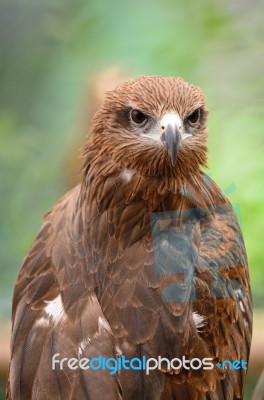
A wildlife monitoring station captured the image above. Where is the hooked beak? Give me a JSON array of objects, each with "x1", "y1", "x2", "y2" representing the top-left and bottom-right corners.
[{"x1": 161, "y1": 124, "x2": 181, "y2": 166}]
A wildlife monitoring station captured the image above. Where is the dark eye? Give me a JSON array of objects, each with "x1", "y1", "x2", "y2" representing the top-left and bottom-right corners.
[
  {"x1": 187, "y1": 108, "x2": 201, "y2": 124},
  {"x1": 130, "y1": 109, "x2": 148, "y2": 125}
]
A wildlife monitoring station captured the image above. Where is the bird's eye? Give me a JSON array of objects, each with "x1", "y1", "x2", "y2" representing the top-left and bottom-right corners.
[
  {"x1": 187, "y1": 108, "x2": 201, "y2": 124},
  {"x1": 130, "y1": 109, "x2": 148, "y2": 125}
]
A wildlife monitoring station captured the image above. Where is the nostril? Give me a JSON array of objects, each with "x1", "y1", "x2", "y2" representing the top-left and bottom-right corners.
[{"x1": 161, "y1": 126, "x2": 165, "y2": 130}]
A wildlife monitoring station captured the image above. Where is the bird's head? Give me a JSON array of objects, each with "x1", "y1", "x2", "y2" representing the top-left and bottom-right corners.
[{"x1": 89, "y1": 76, "x2": 208, "y2": 177}]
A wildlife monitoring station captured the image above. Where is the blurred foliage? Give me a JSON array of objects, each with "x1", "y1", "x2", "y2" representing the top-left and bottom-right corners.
[
  {"x1": 0, "y1": 0, "x2": 263, "y2": 316},
  {"x1": 0, "y1": 382, "x2": 4, "y2": 400}
]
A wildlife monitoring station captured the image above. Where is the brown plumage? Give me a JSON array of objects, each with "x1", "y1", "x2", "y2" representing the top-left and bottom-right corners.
[{"x1": 7, "y1": 76, "x2": 252, "y2": 399}]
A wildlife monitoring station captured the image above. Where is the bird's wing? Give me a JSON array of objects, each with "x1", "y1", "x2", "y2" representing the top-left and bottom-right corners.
[
  {"x1": 194, "y1": 199, "x2": 252, "y2": 399},
  {"x1": 90, "y1": 171, "x2": 252, "y2": 399},
  {"x1": 8, "y1": 185, "x2": 123, "y2": 400}
]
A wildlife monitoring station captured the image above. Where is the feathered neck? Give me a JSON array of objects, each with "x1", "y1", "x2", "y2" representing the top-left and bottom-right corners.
[
  {"x1": 80, "y1": 140, "x2": 226, "y2": 213},
  {"x1": 82, "y1": 135, "x2": 207, "y2": 179}
]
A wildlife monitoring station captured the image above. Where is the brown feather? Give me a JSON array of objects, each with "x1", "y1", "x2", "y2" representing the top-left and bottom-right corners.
[{"x1": 8, "y1": 76, "x2": 252, "y2": 399}]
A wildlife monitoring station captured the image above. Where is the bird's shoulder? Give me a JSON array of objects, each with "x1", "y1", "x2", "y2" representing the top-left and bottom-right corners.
[{"x1": 12, "y1": 185, "x2": 83, "y2": 315}]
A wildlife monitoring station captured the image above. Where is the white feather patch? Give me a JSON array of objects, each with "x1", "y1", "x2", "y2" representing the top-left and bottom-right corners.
[
  {"x1": 78, "y1": 338, "x2": 91, "y2": 357},
  {"x1": 44, "y1": 294, "x2": 65, "y2": 325},
  {"x1": 193, "y1": 312, "x2": 206, "y2": 332},
  {"x1": 239, "y1": 300, "x2": 245, "y2": 313},
  {"x1": 115, "y1": 345, "x2": 123, "y2": 357},
  {"x1": 234, "y1": 288, "x2": 243, "y2": 298},
  {"x1": 98, "y1": 316, "x2": 112, "y2": 334},
  {"x1": 120, "y1": 169, "x2": 134, "y2": 183},
  {"x1": 34, "y1": 316, "x2": 50, "y2": 328}
]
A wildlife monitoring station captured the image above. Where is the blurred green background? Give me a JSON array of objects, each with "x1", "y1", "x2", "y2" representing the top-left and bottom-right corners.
[{"x1": 0, "y1": 0, "x2": 263, "y2": 398}]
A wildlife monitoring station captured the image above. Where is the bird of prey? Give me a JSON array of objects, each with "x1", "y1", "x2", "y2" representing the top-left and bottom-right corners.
[{"x1": 7, "y1": 76, "x2": 252, "y2": 400}]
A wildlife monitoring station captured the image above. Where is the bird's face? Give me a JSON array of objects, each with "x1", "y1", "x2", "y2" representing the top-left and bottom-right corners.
[
  {"x1": 91, "y1": 76, "x2": 208, "y2": 176},
  {"x1": 127, "y1": 106, "x2": 203, "y2": 167}
]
